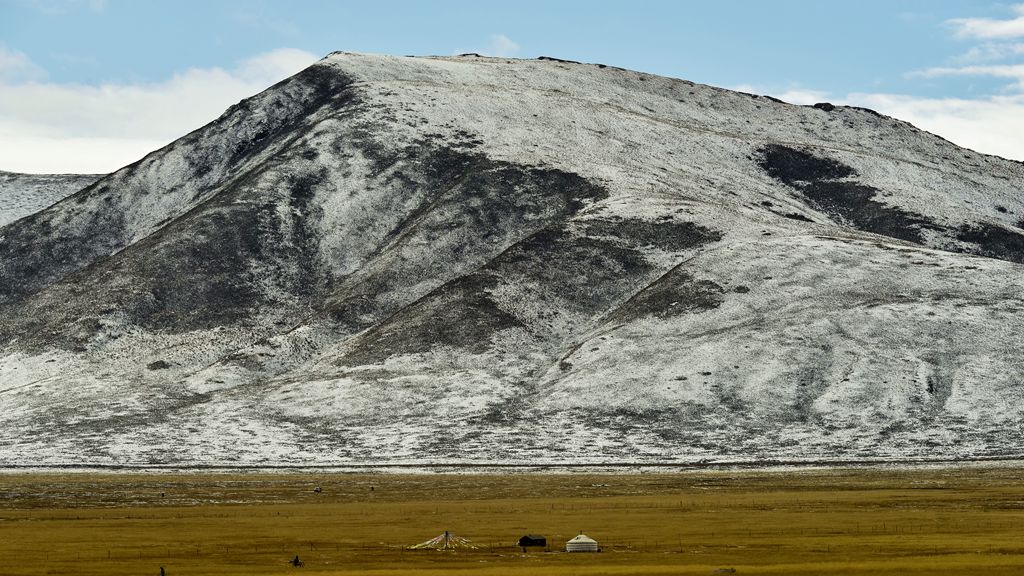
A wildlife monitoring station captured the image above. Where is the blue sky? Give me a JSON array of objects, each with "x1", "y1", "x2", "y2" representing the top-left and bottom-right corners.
[{"x1": 2, "y1": 0, "x2": 1024, "y2": 172}]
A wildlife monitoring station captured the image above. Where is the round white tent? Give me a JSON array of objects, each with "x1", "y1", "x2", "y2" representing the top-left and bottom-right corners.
[{"x1": 565, "y1": 533, "x2": 599, "y2": 552}]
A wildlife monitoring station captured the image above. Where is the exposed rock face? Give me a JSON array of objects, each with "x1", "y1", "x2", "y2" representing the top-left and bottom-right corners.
[{"x1": 1, "y1": 52, "x2": 1022, "y2": 467}]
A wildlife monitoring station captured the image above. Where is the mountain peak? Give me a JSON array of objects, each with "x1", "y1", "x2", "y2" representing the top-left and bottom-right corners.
[{"x1": 0, "y1": 53, "x2": 1022, "y2": 467}]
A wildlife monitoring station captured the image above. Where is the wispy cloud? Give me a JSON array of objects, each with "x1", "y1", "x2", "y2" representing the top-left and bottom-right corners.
[
  {"x1": 20, "y1": 0, "x2": 106, "y2": 15},
  {"x1": 949, "y1": 4, "x2": 1024, "y2": 39},
  {"x1": 952, "y1": 42, "x2": 1024, "y2": 64},
  {"x1": 231, "y1": 4, "x2": 300, "y2": 37},
  {"x1": 0, "y1": 47, "x2": 319, "y2": 173},
  {"x1": 913, "y1": 64, "x2": 1024, "y2": 90},
  {"x1": 907, "y1": 5, "x2": 1024, "y2": 95}
]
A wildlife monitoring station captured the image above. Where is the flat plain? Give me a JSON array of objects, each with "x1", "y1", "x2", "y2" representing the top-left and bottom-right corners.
[{"x1": 3, "y1": 467, "x2": 1024, "y2": 575}]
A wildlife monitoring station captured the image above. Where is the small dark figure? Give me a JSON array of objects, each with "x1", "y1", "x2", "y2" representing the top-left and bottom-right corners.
[
  {"x1": 160, "y1": 568, "x2": 165, "y2": 576},
  {"x1": 290, "y1": 555, "x2": 303, "y2": 567},
  {"x1": 313, "y1": 486, "x2": 321, "y2": 493}
]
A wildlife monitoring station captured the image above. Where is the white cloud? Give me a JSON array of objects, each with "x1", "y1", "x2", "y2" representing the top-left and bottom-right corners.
[
  {"x1": 770, "y1": 89, "x2": 830, "y2": 106},
  {"x1": 0, "y1": 47, "x2": 319, "y2": 174},
  {"x1": 730, "y1": 84, "x2": 829, "y2": 105},
  {"x1": 950, "y1": 4, "x2": 1024, "y2": 39},
  {"x1": 456, "y1": 34, "x2": 521, "y2": 58},
  {"x1": 0, "y1": 45, "x2": 47, "y2": 83},
  {"x1": 235, "y1": 47, "x2": 316, "y2": 80},
  {"x1": 487, "y1": 34, "x2": 520, "y2": 58}
]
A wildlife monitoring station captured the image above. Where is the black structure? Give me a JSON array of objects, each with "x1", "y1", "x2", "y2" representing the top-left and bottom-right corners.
[{"x1": 518, "y1": 535, "x2": 546, "y2": 548}]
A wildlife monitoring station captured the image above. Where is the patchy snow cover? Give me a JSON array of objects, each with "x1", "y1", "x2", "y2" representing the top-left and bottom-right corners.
[{"x1": 0, "y1": 52, "x2": 1023, "y2": 467}]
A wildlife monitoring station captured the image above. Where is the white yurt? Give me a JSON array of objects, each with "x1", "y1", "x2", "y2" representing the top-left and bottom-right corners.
[{"x1": 565, "y1": 533, "x2": 599, "y2": 552}]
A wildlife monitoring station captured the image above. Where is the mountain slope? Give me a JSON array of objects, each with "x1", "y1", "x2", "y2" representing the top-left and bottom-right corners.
[{"x1": 1, "y1": 52, "x2": 1022, "y2": 466}]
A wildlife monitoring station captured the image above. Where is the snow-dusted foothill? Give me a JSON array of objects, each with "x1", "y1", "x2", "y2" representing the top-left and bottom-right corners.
[
  {"x1": 0, "y1": 52, "x2": 1023, "y2": 467},
  {"x1": 0, "y1": 171, "x2": 100, "y2": 228}
]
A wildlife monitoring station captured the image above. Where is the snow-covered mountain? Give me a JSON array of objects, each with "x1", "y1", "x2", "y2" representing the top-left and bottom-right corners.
[
  {"x1": 0, "y1": 171, "x2": 100, "y2": 228},
  {"x1": 1, "y1": 52, "x2": 1023, "y2": 467}
]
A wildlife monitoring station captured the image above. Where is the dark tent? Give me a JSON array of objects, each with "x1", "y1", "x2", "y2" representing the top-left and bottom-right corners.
[{"x1": 518, "y1": 535, "x2": 546, "y2": 548}]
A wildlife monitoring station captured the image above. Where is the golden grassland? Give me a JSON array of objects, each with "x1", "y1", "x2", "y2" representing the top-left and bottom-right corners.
[{"x1": 3, "y1": 467, "x2": 1024, "y2": 575}]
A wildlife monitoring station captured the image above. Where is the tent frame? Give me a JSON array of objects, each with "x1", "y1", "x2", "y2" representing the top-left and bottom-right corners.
[{"x1": 407, "y1": 530, "x2": 477, "y2": 550}]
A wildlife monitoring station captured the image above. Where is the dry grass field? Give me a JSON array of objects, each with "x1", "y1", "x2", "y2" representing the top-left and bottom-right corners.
[{"x1": 3, "y1": 467, "x2": 1024, "y2": 575}]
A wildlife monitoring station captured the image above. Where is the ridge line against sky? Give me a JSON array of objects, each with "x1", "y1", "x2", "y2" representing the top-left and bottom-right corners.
[{"x1": 1, "y1": 0, "x2": 1023, "y2": 173}]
